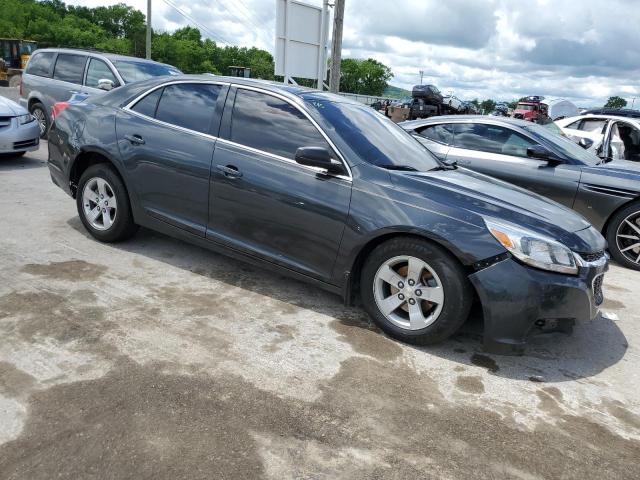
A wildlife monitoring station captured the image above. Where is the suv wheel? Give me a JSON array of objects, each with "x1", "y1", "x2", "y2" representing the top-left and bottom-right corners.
[
  {"x1": 360, "y1": 238, "x2": 472, "y2": 345},
  {"x1": 30, "y1": 102, "x2": 49, "y2": 139},
  {"x1": 77, "y1": 164, "x2": 138, "y2": 243},
  {"x1": 606, "y1": 202, "x2": 640, "y2": 271}
]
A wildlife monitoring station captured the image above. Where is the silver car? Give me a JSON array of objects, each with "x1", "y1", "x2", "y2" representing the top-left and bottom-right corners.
[
  {"x1": 0, "y1": 96, "x2": 39, "y2": 156},
  {"x1": 19, "y1": 48, "x2": 181, "y2": 138}
]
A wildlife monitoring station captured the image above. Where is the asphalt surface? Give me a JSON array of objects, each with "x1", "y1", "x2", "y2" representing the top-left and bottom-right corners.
[{"x1": 0, "y1": 144, "x2": 639, "y2": 479}]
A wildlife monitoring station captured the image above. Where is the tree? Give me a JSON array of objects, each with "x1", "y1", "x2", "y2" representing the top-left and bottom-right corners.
[
  {"x1": 339, "y1": 58, "x2": 393, "y2": 96},
  {"x1": 605, "y1": 96, "x2": 627, "y2": 109},
  {"x1": 480, "y1": 99, "x2": 496, "y2": 113}
]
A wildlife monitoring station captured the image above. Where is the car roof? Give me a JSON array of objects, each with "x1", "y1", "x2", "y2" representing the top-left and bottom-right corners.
[
  {"x1": 32, "y1": 48, "x2": 177, "y2": 67},
  {"x1": 91, "y1": 74, "x2": 362, "y2": 109},
  {"x1": 399, "y1": 115, "x2": 534, "y2": 129},
  {"x1": 560, "y1": 114, "x2": 640, "y2": 124}
]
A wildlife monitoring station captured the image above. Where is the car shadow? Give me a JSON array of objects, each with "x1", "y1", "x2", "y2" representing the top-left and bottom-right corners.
[
  {"x1": 66, "y1": 217, "x2": 629, "y2": 383},
  {"x1": 0, "y1": 152, "x2": 46, "y2": 171}
]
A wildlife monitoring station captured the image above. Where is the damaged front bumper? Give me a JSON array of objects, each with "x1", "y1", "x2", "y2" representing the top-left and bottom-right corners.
[{"x1": 469, "y1": 254, "x2": 608, "y2": 355}]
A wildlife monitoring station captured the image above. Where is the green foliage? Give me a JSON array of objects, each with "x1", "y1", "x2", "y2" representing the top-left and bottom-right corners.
[
  {"x1": 384, "y1": 84, "x2": 411, "y2": 99},
  {"x1": 339, "y1": 58, "x2": 393, "y2": 96},
  {"x1": 605, "y1": 96, "x2": 627, "y2": 109},
  {"x1": 480, "y1": 99, "x2": 496, "y2": 113}
]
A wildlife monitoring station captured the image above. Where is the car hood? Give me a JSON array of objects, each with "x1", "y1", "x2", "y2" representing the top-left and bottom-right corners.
[
  {"x1": 0, "y1": 96, "x2": 26, "y2": 116},
  {"x1": 391, "y1": 167, "x2": 603, "y2": 252}
]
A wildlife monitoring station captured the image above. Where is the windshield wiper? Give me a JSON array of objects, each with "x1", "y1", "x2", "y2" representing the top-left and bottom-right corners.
[{"x1": 379, "y1": 165, "x2": 419, "y2": 171}]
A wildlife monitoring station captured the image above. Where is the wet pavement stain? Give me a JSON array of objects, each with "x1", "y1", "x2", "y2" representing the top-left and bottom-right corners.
[
  {"x1": 329, "y1": 315, "x2": 403, "y2": 361},
  {"x1": 21, "y1": 260, "x2": 106, "y2": 282},
  {"x1": 455, "y1": 375, "x2": 485, "y2": 395},
  {"x1": 0, "y1": 362, "x2": 36, "y2": 398},
  {"x1": 1, "y1": 357, "x2": 639, "y2": 479},
  {"x1": 470, "y1": 353, "x2": 500, "y2": 373},
  {"x1": 604, "y1": 399, "x2": 640, "y2": 431},
  {"x1": 263, "y1": 324, "x2": 297, "y2": 353}
]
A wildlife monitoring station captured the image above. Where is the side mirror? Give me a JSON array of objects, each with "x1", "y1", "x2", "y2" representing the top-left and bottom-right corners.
[
  {"x1": 526, "y1": 145, "x2": 552, "y2": 160},
  {"x1": 295, "y1": 147, "x2": 345, "y2": 175},
  {"x1": 578, "y1": 137, "x2": 593, "y2": 149},
  {"x1": 97, "y1": 78, "x2": 114, "y2": 91}
]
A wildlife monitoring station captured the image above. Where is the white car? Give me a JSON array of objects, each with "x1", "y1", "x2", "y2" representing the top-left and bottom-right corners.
[
  {"x1": 556, "y1": 115, "x2": 640, "y2": 162},
  {"x1": 442, "y1": 95, "x2": 463, "y2": 112}
]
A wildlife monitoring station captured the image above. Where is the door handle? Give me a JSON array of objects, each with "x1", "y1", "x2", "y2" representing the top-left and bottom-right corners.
[
  {"x1": 124, "y1": 134, "x2": 145, "y2": 145},
  {"x1": 216, "y1": 164, "x2": 242, "y2": 178}
]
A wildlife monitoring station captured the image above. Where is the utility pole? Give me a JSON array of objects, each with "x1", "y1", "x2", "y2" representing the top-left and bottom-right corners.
[
  {"x1": 329, "y1": 0, "x2": 345, "y2": 93},
  {"x1": 146, "y1": 0, "x2": 152, "y2": 60},
  {"x1": 419, "y1": 70, "x2": 424, "y2": 85}
]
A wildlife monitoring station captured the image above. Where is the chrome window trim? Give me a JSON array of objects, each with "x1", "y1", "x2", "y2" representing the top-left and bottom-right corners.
[
  {"x1": 121, "y1": 80, "x2": 352, "y2": 181},
  {"x1": 230, "y1": 84, "x2": 352, "y2": 180}
]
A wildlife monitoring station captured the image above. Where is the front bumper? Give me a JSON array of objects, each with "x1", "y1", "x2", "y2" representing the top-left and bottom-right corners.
[
  {"x1": 469, "y1": 255, "x2": 608, "y2": 355},
  {"x1": 0, "y1": 117, "x2": 40, "y2": 154}
]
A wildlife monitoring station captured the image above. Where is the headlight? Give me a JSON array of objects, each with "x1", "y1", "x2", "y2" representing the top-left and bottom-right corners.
[
  {"x1": 18, "y1": 114, "x2": 35, "y2": 125},
  {"x1": 485, "y1": 218, "x2": 580, "y2": 275}
]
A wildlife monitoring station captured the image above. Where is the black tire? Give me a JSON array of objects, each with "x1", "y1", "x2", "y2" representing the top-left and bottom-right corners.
[
  {"x1": 76, "y1": 163, "x2": 138, "y2": 243},
  {"x1": 360, "y1": 237, "x2": 472, "y2": 346},
  {"x1": 29, "y1": 102, "x2": 49, "y2": 139},
  {"x1": 606, "y1": 201, "x2": 640, "y2": 271}
]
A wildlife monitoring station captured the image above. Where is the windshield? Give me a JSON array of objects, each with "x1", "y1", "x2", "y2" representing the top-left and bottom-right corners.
[
  {"x1": 113, "y1": 60, "x2": 182, "y2": 83},
  {"x1": 305, "y1": 98, "x2": 441, "y2": 171},
  {"x1": 523, "y1": 123, "x2": 601, "y2": 165},
  {"x1": 517, "y1": 104, "x2": 536, "y2": 111}
]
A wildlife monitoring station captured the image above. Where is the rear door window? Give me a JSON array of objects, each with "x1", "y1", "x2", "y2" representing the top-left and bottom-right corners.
[
  {"x1": 154, "y1": 83, "x2": 222, "y2": 134},
  {"x1": 53, "y1": 54, "x2": 88, "y2": 84},
  {"x1": 131, "y1": 88, "x2": 163, "y2": 118},
  {"x1": 229, "y1": 89, "x2": 332, "y2": 160},
  {"x1": 25, "y1": 52, "x2": 56, "y2": 77},
  {"x1": 85, "y1": 58, "x2": 119, "y2": 88}
]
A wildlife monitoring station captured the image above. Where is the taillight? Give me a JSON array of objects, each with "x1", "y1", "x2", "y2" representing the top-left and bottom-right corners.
[{"x1": 51, "y1": 101, "x2": 70, "y2": 121}]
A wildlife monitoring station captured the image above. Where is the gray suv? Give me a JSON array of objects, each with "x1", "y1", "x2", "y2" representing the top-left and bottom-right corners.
[{"x1": 20, "y1": 48, "x2": 181, "y2": 137}]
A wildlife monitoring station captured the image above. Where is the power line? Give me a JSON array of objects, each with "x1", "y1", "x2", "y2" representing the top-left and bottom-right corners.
[
  {"x1": 216, "y1": 0, "x2": 272, "y2": 47},
  {"x1": 159, "y1": 0, "x2": 234, "y2": 46}
]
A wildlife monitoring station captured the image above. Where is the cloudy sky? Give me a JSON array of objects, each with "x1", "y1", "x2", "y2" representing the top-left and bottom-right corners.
[{"x1": 68, "y1": 0, "x2": 640, "y2": 107}]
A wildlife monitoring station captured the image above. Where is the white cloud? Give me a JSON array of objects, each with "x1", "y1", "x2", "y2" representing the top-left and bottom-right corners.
[{"x1": 65, "y1": 0, "x2": 640, "y2": 107}]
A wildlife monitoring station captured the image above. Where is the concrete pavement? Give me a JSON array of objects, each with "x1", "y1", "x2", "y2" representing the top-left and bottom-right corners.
[{"x1": 0, "y1": 143, "x2": 639, "y2": 479}]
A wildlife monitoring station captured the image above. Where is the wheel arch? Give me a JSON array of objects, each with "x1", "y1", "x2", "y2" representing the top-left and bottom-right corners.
[
  {"x1": 601, "y1": 196, "x2": 640, "y2": 237},
  {"x1": 69, "y1": 149, "x2": 129, "y2": 200},
  {"x1": 343, "y1": 229, "x2": 471, "y2": 306}
]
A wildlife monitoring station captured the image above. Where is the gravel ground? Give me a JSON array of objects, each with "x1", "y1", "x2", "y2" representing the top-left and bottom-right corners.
[{"x1": 0, "y1": 144, "x2": 639, "y2": 479}]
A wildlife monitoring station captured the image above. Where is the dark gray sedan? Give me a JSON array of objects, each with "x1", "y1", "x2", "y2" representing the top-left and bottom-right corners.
[
  {"x1": 401, "y1": 116, "x2": 640, "y2": 270},
  {"x1": 47, "y1": 77, "x2": 608, "y2": 354}
]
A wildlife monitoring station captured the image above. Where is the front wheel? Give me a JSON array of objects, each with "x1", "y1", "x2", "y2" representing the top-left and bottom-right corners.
[
  {"x1": 360, "y1": 238, "x2": 472, "y2": 346},
  {"x1": 606, "y1": 202, "x2": 640, "y2": 271},
  {"x1": 76, "y1": 164, "x2": 138, "y2": 243}
]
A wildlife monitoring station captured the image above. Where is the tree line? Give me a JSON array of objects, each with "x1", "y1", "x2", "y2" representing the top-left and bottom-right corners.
[{"x1": 1, "y1": 0, "x2": 393, "y2": 96}]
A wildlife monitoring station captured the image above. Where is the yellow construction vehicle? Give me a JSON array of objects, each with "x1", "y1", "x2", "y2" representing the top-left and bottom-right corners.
[{"x1": 0, "y1": 38, "x2": 37, "y2": 87}]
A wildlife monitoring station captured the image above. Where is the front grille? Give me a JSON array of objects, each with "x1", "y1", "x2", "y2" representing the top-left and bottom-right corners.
[
  {"x1": 592, "y1": 274, "x2": 604, "y2": 306},
  {"x1": 514, "y1": 113, "x2": 524, "y2": 119},
  {"x1": 13, "y1": 139, "x2": 38, "y2": 149},
  {"x1": 579, "y1": 250, "x2": 605, "y2": 263}
]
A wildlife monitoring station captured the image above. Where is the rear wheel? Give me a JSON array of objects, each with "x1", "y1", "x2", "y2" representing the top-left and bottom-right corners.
[
  {"x1": 360, "y1": 238, "x2": 472, "y2": 345},
  {"x1": 606, "y1": 202, "x2": 640, "y2": 271},
  {"x1": 77, "y1": 164, "x2": 138, "y2": 243},
  {"x1": 29, "y1": 102, "x2": 49, "y2": 139}
]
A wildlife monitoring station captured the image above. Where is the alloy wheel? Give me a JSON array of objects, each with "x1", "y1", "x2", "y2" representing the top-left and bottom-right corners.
[
  {"x1": 82, "y1": 177, "x2": 118, "y2": 231},
  {"x1": 33, "y1": 108, "x2": 47, "y2": 136},
  {"x1": 373, "y1": 255, "x2": 445, "y2": 330},
  {"x1": 616, "y1": 212, "x2": 640, "y2": 265}
]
